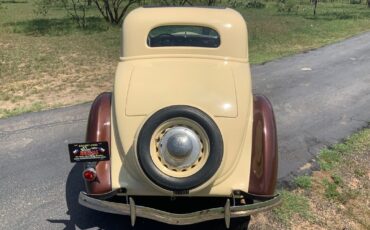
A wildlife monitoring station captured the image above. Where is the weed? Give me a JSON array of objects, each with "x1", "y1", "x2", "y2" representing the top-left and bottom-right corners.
[
  {"x1": 332, "y1": 143, "x2": 350, "y2": 153},
  {"x1": 318, "y1": 148, "x2": 341, "y2": 170},
  {"x1": 331, "y1": 174, "x2": 343, "y2": 186},
  {"x1": 294, "y1": 175, "x2": 312, "y2": 189},
  {"x1": 273, "y1": 191, "x2": 311, "y2": 224},
  {"x1": 322, "y1": 178, "x2": 340, "y2": 200}
]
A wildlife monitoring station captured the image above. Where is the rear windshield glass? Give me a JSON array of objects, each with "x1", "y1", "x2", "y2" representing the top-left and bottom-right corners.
[{"x1": 147, "y1": 25, "x2": 220, "y2": 48}]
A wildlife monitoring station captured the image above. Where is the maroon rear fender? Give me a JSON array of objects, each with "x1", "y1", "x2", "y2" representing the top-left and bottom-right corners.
[
  {"x1": 248, "y1": 95, "x2": 278, "y2": 196},
  {"x1": 85, "y1": 92, "x2": 112, "y2": 194}
]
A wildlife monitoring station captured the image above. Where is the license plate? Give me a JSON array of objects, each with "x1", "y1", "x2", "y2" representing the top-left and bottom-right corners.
[{"x1": 68, "y1": 142, "x2": 110, "y2": 163}]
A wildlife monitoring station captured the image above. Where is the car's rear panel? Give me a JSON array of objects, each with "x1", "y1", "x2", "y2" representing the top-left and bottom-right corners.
[{"x1": 110, "y1": 58, "x2": 253, "y2": 196}]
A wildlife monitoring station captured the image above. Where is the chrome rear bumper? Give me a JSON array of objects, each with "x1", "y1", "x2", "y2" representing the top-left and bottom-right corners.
[{"x1": 79, "y1": 191, "x2": 281, "y2": 228}]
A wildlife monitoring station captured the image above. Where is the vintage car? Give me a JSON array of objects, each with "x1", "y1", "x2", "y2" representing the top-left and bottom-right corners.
[{"x1": 68, "y1": 6, "x2": 281, "y2": 229}]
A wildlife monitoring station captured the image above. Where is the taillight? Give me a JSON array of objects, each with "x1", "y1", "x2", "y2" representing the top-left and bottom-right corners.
[{"x1": 83, "y1": 168, "x2": 97, "y2": 182}]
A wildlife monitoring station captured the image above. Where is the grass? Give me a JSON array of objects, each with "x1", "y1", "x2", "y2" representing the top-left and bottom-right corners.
[
  {"x1": 318, "y1": 128, "x2": 370, "y2": 170},
  {"x1": 242, "y1": 2, "x2": 370, "y2": 63},
  {"x1": 0, "y1": 1, "x2": 119, "y2": 118},
  {"x1": 1, "y1": 1, "x2": 370, "y2": 118},
  {"x1": 272, "y1": 190, "x2": 311, "y2": 224},
  {"x1": 0, "y1": 102, "x2": 44, "y2": 118},
  {"x1": 322, "y1": 178, "x2": 340, "y2": 200},
  {"x1": 293, "y1": 175, "x2": 312, "y2": 189},
  {"x1": 249, "y1": 128, "x2": 370, "y2": 229}
]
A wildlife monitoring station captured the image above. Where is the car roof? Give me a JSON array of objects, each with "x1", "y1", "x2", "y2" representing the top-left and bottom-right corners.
[{"x1": 122, "y1": 7, "x2": 248, "y2": 61}]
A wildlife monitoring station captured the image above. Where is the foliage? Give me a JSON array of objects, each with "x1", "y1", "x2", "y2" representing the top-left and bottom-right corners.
[
  {"x1": 227, "y1": 0, "x2": 265, "y2": 9},
  {"x1": 62, "y1": 0, "x2": 90, "y2": 28},
  {"x1": 331, "y1": 174, "x2": 343, "y2": 186},
  {"x1": 34, "y1": 0, "x2": 90, "y2": 28},
  {"x1": 34, "y1": 0, "x2": 51, "y2": 16},
  {"x1": 312, "y1": 0, "x2": 318, "y2": 15},
  {"x1": 92, "y1": 0, "x2": 141, "y2": 24},
  {"x1": 277, "y1": 0, "x2": 298, "y2": 13},
  {"x1": 318, "y1": 129, "x2": 370, "y2": 171},
  {"x1": 273, "y1": 191, "x2": 311, "y2": 223},
  {"x1": 294, "y1": 175, "x2": 312, "y2": 189},
  {"x1": 147, "y1": 0, "x2": 217, "y2": 6},
  {"x1": 349, "y1": 0, "x2": 361, "y2": 4},
  {"x1": 318, "y1": 148, "x2": 341, "y2": 170},
  {"x1": 322, "y1": 178, "x2": 340, "y2": 200}
]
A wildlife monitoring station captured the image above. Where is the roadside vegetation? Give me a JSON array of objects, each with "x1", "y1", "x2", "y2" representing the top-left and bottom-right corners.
[
  {"x1": 249, "y1": 128, "x2": 370, "y2": 229},
  {"x1": 1, "y1": 0, "x2": 370, "y2": 117}
]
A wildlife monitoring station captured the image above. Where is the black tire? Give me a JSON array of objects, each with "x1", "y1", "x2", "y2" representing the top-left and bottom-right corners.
[{"x1": 137, "y1": 105, "x2": 223, "y2": 191}]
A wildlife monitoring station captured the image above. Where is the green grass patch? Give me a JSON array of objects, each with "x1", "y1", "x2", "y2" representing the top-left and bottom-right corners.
[
  {"x1": 0, "y1": 102, "x2": 44, "y2": 118},
  {"x1": 322, "y1": 177, "x2": 359, "y2": 204},
  {"x1": 331, "y1": 174, "x2": 343, "y2": 186},
  {"x1": 240, "y1": 2, "x2": 370, "y2": 63},
  {"x1": 318, "y1": 148, "x2": 341, "y2": 170},
  {"x1": 322, "y1": 178, "x2": 340, "y2": 200},
  {"x1": 318, "y1": 129, "x2": 370, "y2": 170},
  {"x1": 273, "y1": 190, "x2": 311, "y2": 224},
  {"x1": 294, "y1": 175, "x2": 312, "y2": 189}
]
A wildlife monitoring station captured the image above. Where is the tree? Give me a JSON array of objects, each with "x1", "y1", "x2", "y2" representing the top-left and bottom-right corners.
[
  {"x1": 93, "y1": 0, "x2": 141, "y2": 24},
  {"x1": 313, "y1": 0, "x2": 318, "y2": 15},
  {"x1": 34, "y1": 0, "x2": 89, "y2": 28},
  {"x1": 151, "y1": 0, "x2": 217, "y2": 7},
  {"x1": 61, "y1": 0, "x2": 89, "y2": 28},
  {"x1": 207, "y1": 0, "x2": 216, "y2": 5}
]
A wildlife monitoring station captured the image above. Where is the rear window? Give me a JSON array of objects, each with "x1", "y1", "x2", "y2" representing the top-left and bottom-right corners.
[{"x1": 147, "y1": 25, "x2": 220, "y2": 48}]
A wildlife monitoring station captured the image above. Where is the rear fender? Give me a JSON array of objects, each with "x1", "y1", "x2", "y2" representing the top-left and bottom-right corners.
[
  {"x1": 248, "y1": 95, "x2": 278, "y2": 196},
  {"x1": 85, "y1": 92, "x2": 112, "y2": 194}
]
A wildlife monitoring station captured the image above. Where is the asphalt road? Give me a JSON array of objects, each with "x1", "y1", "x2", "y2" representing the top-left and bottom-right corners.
[{"x1": 1, "y1": 32, "x2": 369, "y2": 229}]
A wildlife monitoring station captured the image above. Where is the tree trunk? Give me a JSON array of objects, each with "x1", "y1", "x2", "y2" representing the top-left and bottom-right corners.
[{"x1": 368, "y1": 0, "x2": 370, "y2": 8}]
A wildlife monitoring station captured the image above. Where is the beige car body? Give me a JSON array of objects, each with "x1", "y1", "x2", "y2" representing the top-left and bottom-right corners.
[
  {"x1": 76, "y1": 7, "x2": 280, "y2": 228},
  {"x1": 111, "y1": 7, "x2": 252, "y2": 196}
]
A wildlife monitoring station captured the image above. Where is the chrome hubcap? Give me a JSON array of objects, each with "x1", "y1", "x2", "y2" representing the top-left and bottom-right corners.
[
  {"x1": 159, "y1": 127, "x2": 201, "y2": 170},
  {"x1": 167, "y1": 134, "x2": 193, "y2": 158}
]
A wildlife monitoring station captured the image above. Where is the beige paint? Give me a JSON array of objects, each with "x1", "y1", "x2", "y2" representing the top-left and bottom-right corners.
[
  {"x1": 111, "y1": 7, "x2": 253, "y2": 196},
  {"x1": 122, "y1": 7, "x2": 248, "y2": 61},
  {"x1": 125, "y1": 59, "x2": 238, "y2": 117}
]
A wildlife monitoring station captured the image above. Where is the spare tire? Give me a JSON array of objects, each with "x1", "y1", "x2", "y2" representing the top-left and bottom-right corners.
[{"x1": 137, "y1": 105, "x2": 223, "y2": 191}]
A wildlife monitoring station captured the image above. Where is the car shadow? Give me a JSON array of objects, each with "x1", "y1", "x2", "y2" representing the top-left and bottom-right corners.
[{"x1": 49, "y1": 163, "x2": 222, "y2": 230}]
